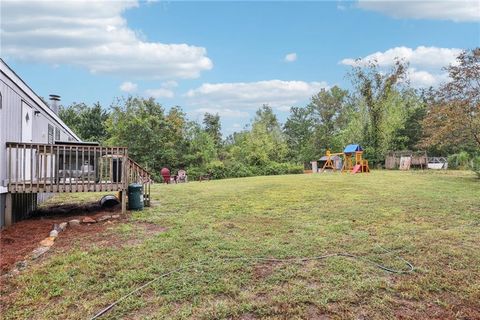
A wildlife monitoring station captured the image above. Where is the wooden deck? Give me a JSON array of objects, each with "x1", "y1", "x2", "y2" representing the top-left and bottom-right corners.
[
  {"x1": 7, "y1": 181, "x2": 126, "y2": 193},
  {"x1": 5, "y1": 142, "x2": 152, "y2": 224}
]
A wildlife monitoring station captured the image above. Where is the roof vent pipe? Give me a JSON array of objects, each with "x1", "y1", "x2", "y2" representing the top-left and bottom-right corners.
[{"x1": 49, "y1": 94, "x2": 60, "y2": 114}]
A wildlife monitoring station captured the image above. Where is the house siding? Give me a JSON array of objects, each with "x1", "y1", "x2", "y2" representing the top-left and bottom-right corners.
[
  {"x1": 0, "y1": 195, "x2": 4, "y2": 227},
  {"x1": 1, "y1": 60, "x2": 80, "y2": 228}
]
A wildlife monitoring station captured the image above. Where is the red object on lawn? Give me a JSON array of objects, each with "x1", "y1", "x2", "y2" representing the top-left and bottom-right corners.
[{"x1": 161, "y1": 167, "x2": 171, "y2": 184}]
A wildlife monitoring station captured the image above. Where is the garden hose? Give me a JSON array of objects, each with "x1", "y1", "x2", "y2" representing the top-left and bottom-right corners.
[{"x1": 90, "y1": 251, "x2": 414, "y2": 319}]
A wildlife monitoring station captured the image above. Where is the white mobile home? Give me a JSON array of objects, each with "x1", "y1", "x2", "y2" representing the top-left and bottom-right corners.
[
  {"x1": 1, "y1": 59, "x2": 151, "y2": 228},
  {"x1": 1, "y1": 59, "x2": 82, "y2": 227}
]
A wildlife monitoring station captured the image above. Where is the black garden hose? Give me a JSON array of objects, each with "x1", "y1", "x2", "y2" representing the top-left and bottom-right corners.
[{"x1": 90, "y1": 251, "x2": 414, "y2": 319}]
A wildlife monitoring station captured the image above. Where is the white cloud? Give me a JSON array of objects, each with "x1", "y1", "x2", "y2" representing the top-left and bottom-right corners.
[
  {"x1": 161, "y1": 80, "x2": 178, "y2": 89},
  {"x1": 143, "y1": 80, "x2": 179, "y2": 98},
  {"x1": 341, "y1": 46, "x2": 462, "y2": 87},
  {"x1": 225, "y1": 123, "x2": 245, "y2": 133},
  {"x1": 120, "y1": 81, "x2": 138, "y2": 93},
  {"x1": 284, "y1": 53, "x2": 298, "y2": 62},
  {"x1": 341, "y1": 46, "x2": 462, "y2": 68},
  {"x1": 144, "y1": 88, "x2": 174, "y2": 99},
  {"x1": 186, "y1": 80, "x2": 329, "y2": 113},
  {"x1": 407, "y1": 68, "x2": 450, "y2": 88},
  {"x1": 1, "y1": 0, "x2": 213, "y2": 79},
  {"x1": 357, "y1": 0, "x2": 480, "y2": 22},
  {"x1": 192, "y1": 108, "x2": 250, "y2": 119}
]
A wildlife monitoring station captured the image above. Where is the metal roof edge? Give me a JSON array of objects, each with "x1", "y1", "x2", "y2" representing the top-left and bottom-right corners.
[{"x1": 0, "y1": 58, "x2": 82, "y2": 142}]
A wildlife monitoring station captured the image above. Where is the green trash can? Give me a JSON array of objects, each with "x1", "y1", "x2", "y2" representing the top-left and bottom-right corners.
[{"x1": 128, "y1": 183, "x2": 144, "y2": 210}]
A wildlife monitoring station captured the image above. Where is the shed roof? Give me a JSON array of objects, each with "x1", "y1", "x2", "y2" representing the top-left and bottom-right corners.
[{"x1": 344, "y1": 144, "x2": 362, "y2": 153}]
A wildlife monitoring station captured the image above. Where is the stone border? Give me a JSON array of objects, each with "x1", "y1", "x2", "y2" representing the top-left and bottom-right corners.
[{"x1": 6, "y1": 214, "x2": 121, "y2": 277}]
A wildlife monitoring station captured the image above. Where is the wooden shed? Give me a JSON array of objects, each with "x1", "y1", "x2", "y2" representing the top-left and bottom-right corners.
[
  {"x1": 385, "y1": 151, "x2": 428, "y2": 170},
  {"x1": 318, "y1": 155, "x2": 343, "y2": 171}
]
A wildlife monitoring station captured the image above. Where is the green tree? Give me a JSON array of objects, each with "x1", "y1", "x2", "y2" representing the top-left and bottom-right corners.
[
  {"x1": 59, "y1": 102, "x2": 109, "y2": 142},
  {"x1": 106, "y1": 97, "x2": 188, "y2": 178},
  {"x1": 349, "y1": 59, "x2": 408, "y2": 163},
  {"x1": 309, "y1": 86, "x2": 349, "y2": 153},
  {"x1": 389, "y1": 89, "x2": 426, "y2": 151},
  {"x1": 78, "y1": 102, "x2": 109, "y2": 142},
  {"x1": 253, "y1": 105, "x2": 288, "y2": 163},
  {"x1": 203, "y1": 112, "x2": 222, "y2": 149},
  {"x1": 421, "y1": 48, "x2": 480, "y2": 153},
  {"x1": 59, "y1": 103, "x2": 85, "y2": 137},
  {"x1": 226, "y1": 106, "x2": 288, "y2": 166},
  {"x1": 184, "y1": 122, "x2": 217, "y2": 168},
  {"x1": 284, "y1": 106, "x2": 314, "y2": 162},
  {"x1": 283, "y1": 86, "x2": 350, "y2": 163},
  {"x1": 255, "y1": 104, "x2": 280, "y2": 133}
]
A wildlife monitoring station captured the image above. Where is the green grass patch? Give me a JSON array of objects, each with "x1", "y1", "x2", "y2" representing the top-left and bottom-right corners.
[{"x1": 2, "y1": 171, "x2": 479, "y2": 319}]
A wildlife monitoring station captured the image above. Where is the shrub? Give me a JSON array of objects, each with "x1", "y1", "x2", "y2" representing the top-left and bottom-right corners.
[
  {"x1": 206, "y1": 161, "x2": 227, "y2": 179},
  {"x1": 185, "y1": 162, "x2": 304, "y2": 181},
  {"x1": 286, "y1": 163, "x2": 304, "y2": 174},
  {"x1": 448, "y1": 151, "x2": 471, "y2": 169},
  {"x1": 447, "y1": 151, "x2": 480, "y2": 178},
  {"x1": 225, "y1": 162, "x2": 254, "y2": 178},
  {"x1": 185, "y1": 167, "x2": 203, "y2": 181},
  {"x1": 263, "y1": 162, "x2": 285, "y2": 175},
  {"x1": 471, "y1": 155, "x2": 480, "y2": 178},
  {"x1": 256, "y1": 162, "x2": 303, "y2": 176}
]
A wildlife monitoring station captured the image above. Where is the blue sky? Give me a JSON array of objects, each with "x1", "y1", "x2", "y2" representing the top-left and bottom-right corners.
[{"x1": 2, "y1": 0, "x2": 479, "y2": 134}]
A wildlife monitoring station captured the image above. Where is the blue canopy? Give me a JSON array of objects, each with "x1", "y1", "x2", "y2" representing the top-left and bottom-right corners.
[{"x1": 344, "y1": 144, "x2": 363, "y2": 153}]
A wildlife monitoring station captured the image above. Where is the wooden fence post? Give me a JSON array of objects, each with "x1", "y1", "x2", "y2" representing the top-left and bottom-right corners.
[
  {"x1": 121, "y1": 190, "x2": 127, "y2": 214},
  {"x1": 5, "y1": 193, "x2": 13, "y2": 227}
]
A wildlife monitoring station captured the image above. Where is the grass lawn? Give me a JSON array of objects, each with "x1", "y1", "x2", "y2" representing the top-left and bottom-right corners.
[{"x1": 1, "y1": 171, "x2": 479, "y2": 319}]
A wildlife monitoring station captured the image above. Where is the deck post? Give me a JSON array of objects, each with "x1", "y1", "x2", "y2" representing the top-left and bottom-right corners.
[
  {"x1": 5, "y1": 193, "x2": 13, "y2": 227},
  {"x1": 120, "y1": 190, "x2": 127, "y2": 214}
]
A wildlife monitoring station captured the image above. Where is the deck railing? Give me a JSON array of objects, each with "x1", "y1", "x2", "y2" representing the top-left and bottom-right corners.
[
  {"x1": 6, "y1": 142, "x2": 129, "y2": 193},
  {"x1": 127, "y1": 158, "x2": 152, "y2": 206}
]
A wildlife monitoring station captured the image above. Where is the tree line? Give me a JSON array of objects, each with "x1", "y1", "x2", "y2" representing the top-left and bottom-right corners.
[{"x1": 60, "y1": 48, "x2": 480, "y2": 179}]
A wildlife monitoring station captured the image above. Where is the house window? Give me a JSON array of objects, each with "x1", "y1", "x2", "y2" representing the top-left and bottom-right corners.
[
  {"x1": 48, "y1": 124, "x2": 54, "y2": 144},
  {"x1": 55, "y1": 127, "x2": 60, "y2": 141}
]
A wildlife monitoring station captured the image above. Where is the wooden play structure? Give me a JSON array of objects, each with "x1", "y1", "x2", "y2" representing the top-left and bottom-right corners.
[
  {"x1": 342, "y1": 144, "x2": 369, "y2": 173},
  {"x1": 321, "y1": 150, "x2": 344, "y2": 172},
  {"x1": 316, "y1": 144, "x2": 370, "y2": 174}
]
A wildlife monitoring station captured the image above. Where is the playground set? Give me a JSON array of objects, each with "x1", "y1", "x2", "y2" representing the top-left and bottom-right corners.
[{"x1": 315, "y1": 144, "x2": 370, "y2": 174}]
